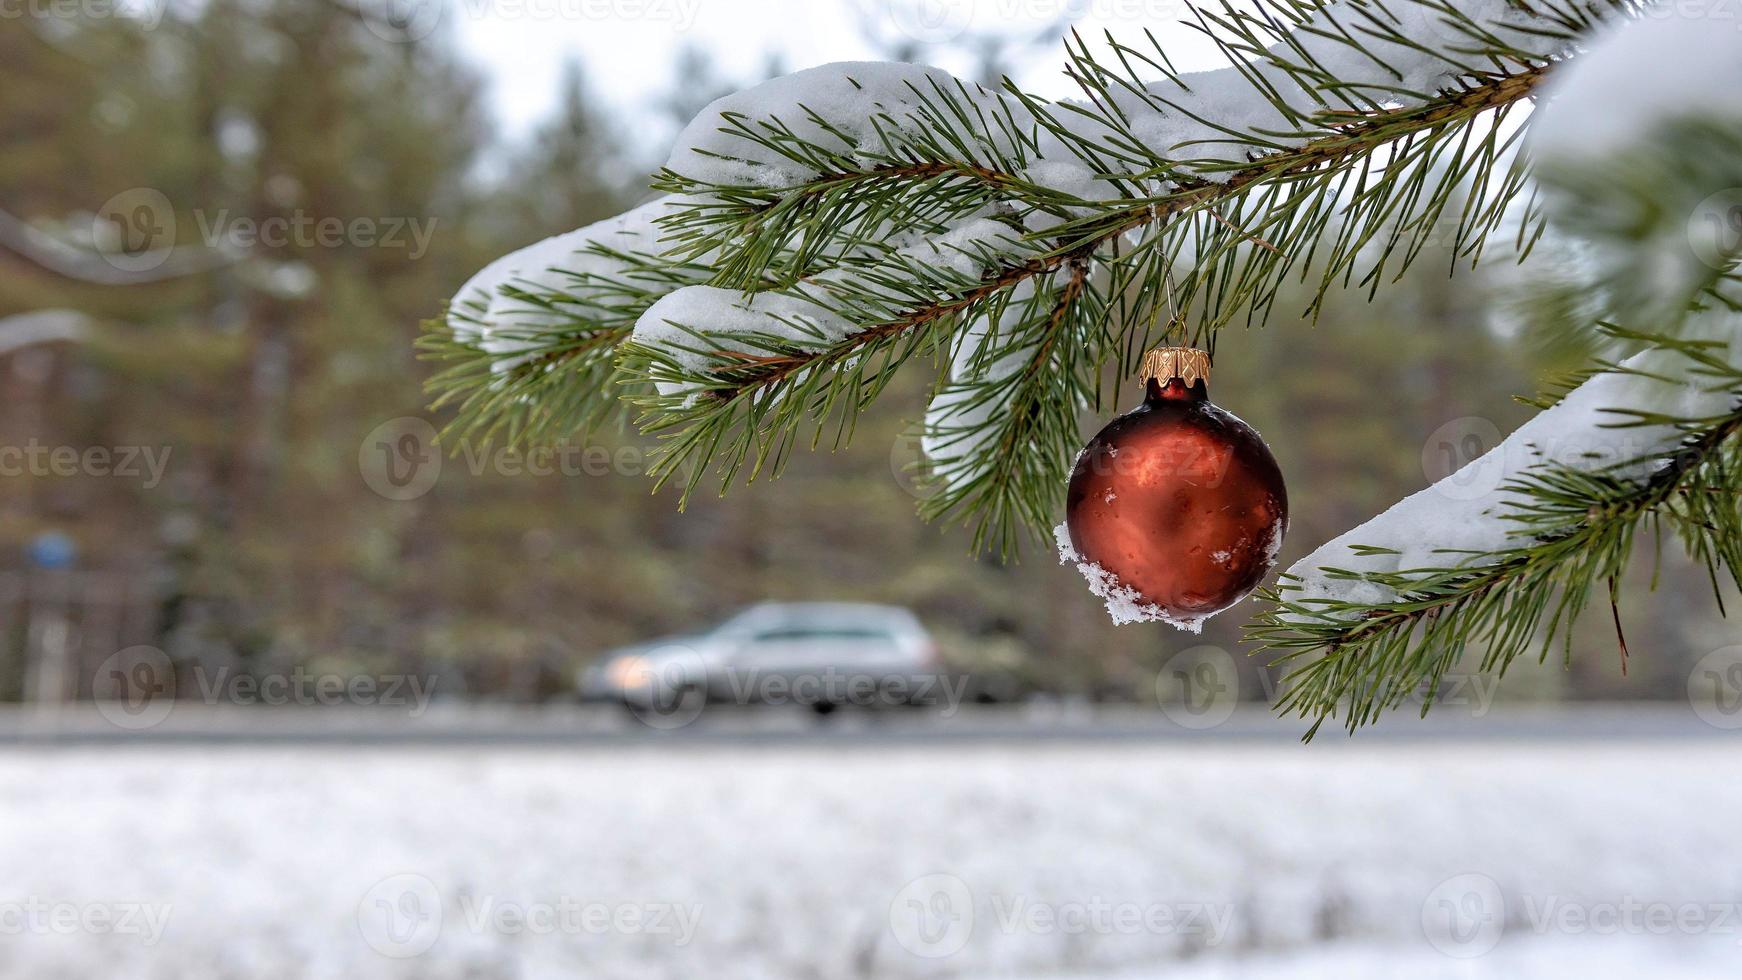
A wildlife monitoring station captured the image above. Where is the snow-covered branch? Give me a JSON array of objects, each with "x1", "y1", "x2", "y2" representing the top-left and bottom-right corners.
[
  {"x1": 1281, "y1": 315, "x2": 1742, "y2": 612},
  {"x1": 1254, "y1": 9, "x2": 1742, "y2": 734},
  {"x1": 0, "y1": 207, "x2": 239, "y2": 286},
  {"x1": 0, "y1": 310, "x2": 94, "y2": 355}
]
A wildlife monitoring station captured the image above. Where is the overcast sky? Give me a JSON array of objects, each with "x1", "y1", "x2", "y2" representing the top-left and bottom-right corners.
[{"x1": 443, "y1": 0, "x2": 1217, "y2": 154}]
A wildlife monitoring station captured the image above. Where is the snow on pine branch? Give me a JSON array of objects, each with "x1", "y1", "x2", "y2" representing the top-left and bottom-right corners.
[
  {"x1": 660, "y1": 62, "x2": 1029, "y2": 192},
  {"x1": 918, "y1": 265, "x2": 1102, "y2": 555},
  {"x1": 437, "y1": 0, "x2": 1627, "y2": 553},
  {"x1": 629, "y1": 217, "x2": 1038, "y2": 396},
  {"x1": 1279, "y1": 313, "x2": 1742, "y2": 617},
  {"x1": 620, "y1": 0, "x2": 1611, "y2": 488},
  {"x1": 655, "y1": 0, "x2": 1597, "y2": 200},
  {"x1": 448, "y1": 0, "x2": 1613, "y2": 394},
  {"x1": 1284, "y1": 8, "x2": 1742, "y2": 615},
  {"x1": 919, "y1": 284, "x2": 1045, "y2": 489},
  {"x1": 447, "y1": 196, "x2": 688, "y2": 372},
  {"x1": 1067, "y1": 0, "x2": 1601, "y2": 180}
]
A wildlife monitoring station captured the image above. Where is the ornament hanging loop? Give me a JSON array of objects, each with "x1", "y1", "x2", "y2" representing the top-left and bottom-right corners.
[{"x1": 1164, "y1": 312, "x2": 1189, "y2": 347}]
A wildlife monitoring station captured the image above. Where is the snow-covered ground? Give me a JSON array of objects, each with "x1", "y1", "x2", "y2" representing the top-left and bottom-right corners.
[{"x1": 0, "y1": 740, "x2": 1739, "y2": 978}]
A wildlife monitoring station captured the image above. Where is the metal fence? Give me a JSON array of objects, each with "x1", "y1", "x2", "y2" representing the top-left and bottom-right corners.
[{"x1": 0, "y1": 569, "x2": 162, "y2": 703}]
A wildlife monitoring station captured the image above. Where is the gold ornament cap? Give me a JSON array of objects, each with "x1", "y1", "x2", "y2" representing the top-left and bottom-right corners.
[{"x1": 1139, "y1": 346, "x2": 1211, "y2": 387}]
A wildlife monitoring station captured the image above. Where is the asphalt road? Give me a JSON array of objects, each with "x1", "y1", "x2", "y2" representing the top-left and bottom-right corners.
[{"x1": 0, "y1": 701, "x2": 1736, "y2": 746}]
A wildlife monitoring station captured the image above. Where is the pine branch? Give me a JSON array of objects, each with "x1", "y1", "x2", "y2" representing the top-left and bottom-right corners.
[
  {"x1": 627, "y1": 58, "x2": 1555, "y2": 530},
  {"x1": 1253, "y1": 333, "x2": 1742, "y2": 739},
  {"x1": 429, "y1": 0, "x2": 1642, "y2": 570},
  {"x1": 920, "y1": 257, "x2": 1101, "y2": 555},
  {"x1": 419, "y1": 314, "x2": 633, "y2": 449},
  {"x1": 420, "y1": 228, "x2": 714, "y2": 448},
  {"x1": 724, "y1": 59, "x2": 1550, "y2": 391}
]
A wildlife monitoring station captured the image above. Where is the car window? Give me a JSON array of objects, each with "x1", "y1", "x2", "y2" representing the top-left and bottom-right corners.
[
  {"x1": 751, "y1": 626, "x2": 895, "y2": 642},
  {"x1": 713, "y1": 610, "x2": 778, "y2": 636}
]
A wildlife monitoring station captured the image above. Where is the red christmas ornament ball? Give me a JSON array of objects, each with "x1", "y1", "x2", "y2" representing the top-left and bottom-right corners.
[{"x1": 1064, "y1": 348, "x2": 1288, "y2": 626}]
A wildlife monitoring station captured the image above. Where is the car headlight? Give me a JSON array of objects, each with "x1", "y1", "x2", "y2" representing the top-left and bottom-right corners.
[{"x1": 607, "y1": 655, "x2": 653, "y2": 690}]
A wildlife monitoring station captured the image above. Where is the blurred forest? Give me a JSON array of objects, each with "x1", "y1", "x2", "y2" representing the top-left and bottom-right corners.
[{"x1": 0, "y1": 3, "x2": 1732, "y2": 711}]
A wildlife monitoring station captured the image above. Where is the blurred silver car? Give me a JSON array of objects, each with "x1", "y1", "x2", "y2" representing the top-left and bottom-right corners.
[{"x1": 581, "y1": 603, "x2": 944, "y2": 711}]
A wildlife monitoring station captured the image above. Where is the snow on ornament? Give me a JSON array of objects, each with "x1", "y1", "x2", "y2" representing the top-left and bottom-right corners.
[{"x1": 1059, "y1": 346, "x2": 1287, "y2": 629}]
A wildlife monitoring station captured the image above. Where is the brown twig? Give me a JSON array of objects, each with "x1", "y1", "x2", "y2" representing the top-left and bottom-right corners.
[{"x1": 1205, "y1": 206, "x2": 1284, "y2": 255}]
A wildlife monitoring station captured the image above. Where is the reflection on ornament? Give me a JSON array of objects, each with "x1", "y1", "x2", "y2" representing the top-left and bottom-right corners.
[{"x1": 1059, "y1": 347, "x2": 1288, "y2": 629}]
